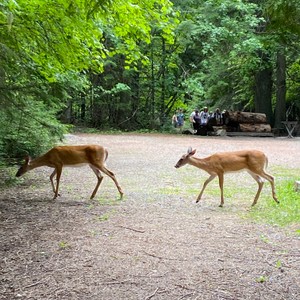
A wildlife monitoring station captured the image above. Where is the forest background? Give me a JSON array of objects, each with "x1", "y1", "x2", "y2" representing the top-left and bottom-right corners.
[{"x1": 1, "y1": 0, "x2": 300, "y2": 164}]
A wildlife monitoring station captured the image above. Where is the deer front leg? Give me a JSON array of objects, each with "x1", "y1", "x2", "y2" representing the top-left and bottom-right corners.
[
  {"x1": 218, "y1": 173, "x2": 224, "y2": 207},
  {"x1": 196, "y1": 174, "x2": 216, "y2": 203},
  {"x1": 50, "y1": 169, "x2": 57, "y2": 194},
  {"x1": 53, "y1": 167, "x2": 62, "y2": 199}
]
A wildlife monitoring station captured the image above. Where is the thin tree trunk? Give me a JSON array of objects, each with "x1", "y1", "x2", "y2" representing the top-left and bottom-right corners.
[
  {"x1": 160, "y1": 37, "x2": 166, "y2": 124},
  {"x1": 150, "y1": 39, "x2": 155, "y2": 126},
  {"x1": 254, "y1": 51, "x2": 273, "y2": 125},
  {"x1": 274, "y1": 50, "x2": 286, "y2": 128}
]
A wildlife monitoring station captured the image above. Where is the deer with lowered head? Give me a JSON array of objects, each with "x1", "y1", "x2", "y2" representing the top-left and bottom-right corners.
[
  {"x1": 175, "y1": 147, "x2": 279, "y2": 207},
  {"x1": 16, "y1": 145, "x2": 124, "y2": 200}
]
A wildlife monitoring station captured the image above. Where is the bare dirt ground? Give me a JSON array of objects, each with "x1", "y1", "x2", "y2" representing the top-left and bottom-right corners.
[{"x1": 1, "y1": 133, "x2": 300, "y2": 300}]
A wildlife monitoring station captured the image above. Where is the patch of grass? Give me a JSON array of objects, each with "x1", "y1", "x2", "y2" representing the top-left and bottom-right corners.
[
  {"x1": 246, "y1": 177, "x2": 300, "y2": 230},
  {"x1": 255, "y1": 275, "x2": 268, "y2": 283},
  {"x1": 159, "y1": 186, "x2": 187, "y2": 195},
  {"x1": 97, "y1": 196, "x2": 121, "y2": 206},
  {"x1": 178, "y1": 172, "x2": 254, "y2": 203},
  {"x1": 58, "y1": 241, "x2": 70, "y2": 250},
  {"x1": 98, "y1": 213, "x2": 110, "y2": 222},
  {"x1": 97, "y1": 209, "x2": 116, "y2": 222}
]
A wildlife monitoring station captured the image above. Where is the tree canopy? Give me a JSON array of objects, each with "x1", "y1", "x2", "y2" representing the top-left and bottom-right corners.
[{"x1": 1, "y1": 0, "x2": 300, "y2": 163}]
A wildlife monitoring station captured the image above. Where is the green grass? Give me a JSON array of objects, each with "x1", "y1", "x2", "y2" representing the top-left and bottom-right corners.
[
  {"x1": 246, "y1": 177, "x2": 300, "y2": 230},
  {"x1": 171, "y1": 166, "x2": 300, "y2": 230},
  {"x1": 96, "y1": 195, "x2": 122, "y2": 206},
  {"x1": 98, "y1": 212, "x2": 110, "y2": 222},
  {"x1": 58, "y1": 241, "x2": 70, "y2": 250}
]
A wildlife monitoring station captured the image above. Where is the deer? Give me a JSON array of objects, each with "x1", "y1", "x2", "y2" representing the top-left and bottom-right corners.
[
  {"x1": 175, "y1": 147, "x2": 279, "y2": 207},
  {"x1": 16, "y1": 145, "x2": 124, "y2": 200}
]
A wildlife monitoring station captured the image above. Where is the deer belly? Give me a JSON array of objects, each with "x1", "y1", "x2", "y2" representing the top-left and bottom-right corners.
[{"x1": 64, "y1": 163, "x2": 89, "y2": 168}]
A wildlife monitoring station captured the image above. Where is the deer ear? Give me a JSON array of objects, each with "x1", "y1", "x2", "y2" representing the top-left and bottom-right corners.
[
  {"x1": 24, "y1": 156, "x2": 31, "y2": 164},
  {"x1": 188, "y1": 147, "x2": 196, "y2": 156},
  {"x1": 187, "y1": 147, "x2": 196, "y2": 156}
]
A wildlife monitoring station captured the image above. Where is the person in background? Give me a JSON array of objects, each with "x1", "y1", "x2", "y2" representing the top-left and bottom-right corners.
[
  {"x1": 213, "y1": 108, "x2": 223, "y2": 125},
  {"x1": 176, "y1": 108, "x2": 185, "y2": 132},
  {"x1": 189, "y1": 108, "x2": 196, "y2": 123},
  {"x1": 200, "y1": 106, "x2": 209, "y2": 125},
  {"x1": 189, "y1": 108, "x2": 197, "y2": 133},
  {"x1": 193, "y1": 109, "x2": 201, "y2": 133},
  {"x1": 172, "y1": 110, "x2": 178, "y2": 128}
]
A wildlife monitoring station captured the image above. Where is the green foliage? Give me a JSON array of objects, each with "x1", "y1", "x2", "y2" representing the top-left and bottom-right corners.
[
  {"x1": 265, "y1": 0, "x2": 300, "y2": 36},
  {"x1": 246, "y1": 178, "x2": 300, "y2": 228},
  {"x1": 0, "y1": 0, "x2": 178, "y2": 164},
  {"x1": 175, "y1": 0, "x2": 264, "y2": 109},
  {"x1": 0, "y1": 96, "x2": 66, "y2": 162}
]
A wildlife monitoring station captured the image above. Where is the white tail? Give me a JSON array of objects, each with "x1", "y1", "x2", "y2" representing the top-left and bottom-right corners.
[
  {"x1": 16, "y1": 145, "x2": 123, "y2": 200},
  {"x1": 175, "y1": 147, "x2": 279, "y2": 207}
]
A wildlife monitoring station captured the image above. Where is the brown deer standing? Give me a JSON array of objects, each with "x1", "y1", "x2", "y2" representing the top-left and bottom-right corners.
[
  {"x1": 175, "y1": 147, "x2": 279, "y2": 207},
  {"x1": 16, "y1": 145, "x2": 123, "y2": 199}
]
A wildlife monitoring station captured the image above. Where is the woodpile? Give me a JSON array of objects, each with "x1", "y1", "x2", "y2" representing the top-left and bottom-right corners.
[{"x1": 224, "y1": 111, "x2": 272, "y2": 133}]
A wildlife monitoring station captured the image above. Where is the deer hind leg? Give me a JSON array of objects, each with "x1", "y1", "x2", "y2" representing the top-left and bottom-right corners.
[
  {"x1": 259, "y1": 171, "x2": 279, "y2": 204},
  {"x1": 89, "y1": 165, "x2": 104, "y2": 199},
  {"x1": 248, "y1": 171, "x2": 264, "y2": 206},
  {"x1": 92, "y1": 164, "x2": 123, "y2": 198},
  {"x1": 196, "y1": 174, "x2": 216, "y2": 203}
]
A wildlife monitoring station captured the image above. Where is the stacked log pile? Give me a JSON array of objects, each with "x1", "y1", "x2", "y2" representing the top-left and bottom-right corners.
[{"x1": 224, "y1": 111, "x2": 272, "y2": 133}]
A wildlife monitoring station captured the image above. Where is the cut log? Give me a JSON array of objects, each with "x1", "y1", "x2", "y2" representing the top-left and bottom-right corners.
[
  {"x1": 226, "y1": 111, "x2": 267, "y2": 124},
  {"x1": 239, "y1": 123, "x2": 271, "y2": 132}
]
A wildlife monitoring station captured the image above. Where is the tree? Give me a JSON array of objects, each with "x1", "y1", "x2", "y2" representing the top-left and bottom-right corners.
[
  {"x1": 0, "y1": 0, "x2": 177, "y2": 162},
  {"x1": 173, "y1": 0, "x2": 264, "y2": 110},
  {"x1": 172, "y1": 0, "x2": 300, "y2": 127},
  {"x1": 262, "y1": 0, "x2": 300, "y2": 127}
]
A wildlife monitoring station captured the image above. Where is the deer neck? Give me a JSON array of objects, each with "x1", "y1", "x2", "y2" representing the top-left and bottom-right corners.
[
  {"x1": 188, "y1": 156, "x2": 209, "y2": 170},
  {"x1": 29, "y1": 155, "x2": 50, "y2": 170}
]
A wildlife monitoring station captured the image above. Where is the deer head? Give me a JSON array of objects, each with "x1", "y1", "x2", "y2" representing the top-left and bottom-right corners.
[
  {"x1": 175, "y1": 147, "x2": 196, "y2": 168},
  {"x1": 16, "y1": 156, "x2": 31, "y2": 177}
]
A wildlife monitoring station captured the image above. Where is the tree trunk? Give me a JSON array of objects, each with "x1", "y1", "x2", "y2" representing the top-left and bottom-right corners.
[
  {"x1": 160, "y1": 37, "x2": 166, "y2": 124},
  {"x1": 80, "y1": 93, "x2": 86, "y2": 121},
  {"x1": 274, "y1": 50, "x2": 286, "y2": 129},
  {"x1": 254, "y1": 51, "x2": 273, "y2": 125},
  {"x1": 150, "y1": 38, "x2": 155, "y2": 127}
]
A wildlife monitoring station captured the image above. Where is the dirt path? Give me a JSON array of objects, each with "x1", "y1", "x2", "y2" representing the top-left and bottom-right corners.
[{"x1": 1, "y1": 133, "x2": 300, "y2": 300}]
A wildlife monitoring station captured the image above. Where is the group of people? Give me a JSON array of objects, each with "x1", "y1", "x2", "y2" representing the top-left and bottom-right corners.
[{"x1": 172, "y1": 107, "x2": 224, "y2": 135}]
